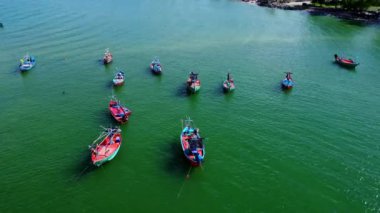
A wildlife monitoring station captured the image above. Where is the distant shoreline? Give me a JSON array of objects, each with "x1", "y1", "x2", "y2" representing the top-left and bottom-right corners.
[{"x1": 241, "y1": 0, "x2": 380, "y2": 24}]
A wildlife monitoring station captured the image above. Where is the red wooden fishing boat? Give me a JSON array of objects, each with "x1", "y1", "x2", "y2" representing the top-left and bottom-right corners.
[
  {"x1": 90, "y1": 127, "x2": 122, "y2": 167},
  {"x1": 109, "y1": 97, "x2": 132, "y2": 123},
  {"x1": 223, "y1": 73, "x2": 235, "y2": 92},
  {"x1": 186, "y1": 72, "x2": 201, "y2": 93},
  {"x1": 334, "y1": 54, "x2": 359, "y2": 68}
]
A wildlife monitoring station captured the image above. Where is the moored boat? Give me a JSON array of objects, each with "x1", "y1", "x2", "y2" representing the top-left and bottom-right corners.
[
  {"x1": 19, "y1": 54, "x2": 36, "y2": 71},
  {"x1": 109, "y1": 96, "x2": 132, "y2": 124},
  {"x1": 282, "y1": 72, "x2": 294, "y2": 89},
  {"x1": 113, "y1": 70, "x2": 125, "y2": 86},
  {"x1": 186, "y1": 72, "x2": 201, "y2": 93},
  {"x1": 150, "y1": 57, "x2": 162, "y2": 74},
  {"x1": 180, "y1": 118, "x2": 205, "y2": 166},
  {"x1": 223, "y1": 73, "x2": 235, "y2": 92},
  {"x1": 103, "y1": 48, "x2": 113, "y2": 64},
  {"x1": 89, "y1": 127, "x2": 122, "y2": 167},
  {"x1": 334, "y1": 54, "x2": 359, "y2": 68}
]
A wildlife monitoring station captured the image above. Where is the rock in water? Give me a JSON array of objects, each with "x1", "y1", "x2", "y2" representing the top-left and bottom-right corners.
[{"x1": 0, "y1": 23, "x2": 3, "y2": 28}]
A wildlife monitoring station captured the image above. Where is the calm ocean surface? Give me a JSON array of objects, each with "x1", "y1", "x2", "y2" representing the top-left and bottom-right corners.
[{"x1": 1, "y1": 0, "x2": 380, "y2": 212}]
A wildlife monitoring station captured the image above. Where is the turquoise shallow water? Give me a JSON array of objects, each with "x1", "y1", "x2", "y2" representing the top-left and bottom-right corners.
[{"x1": 1, "y1": 0, "x2": 380, "y2": 212}]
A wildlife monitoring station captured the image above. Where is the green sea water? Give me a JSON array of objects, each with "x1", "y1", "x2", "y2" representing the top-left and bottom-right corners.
[{"x1": 1, "y1": 0, "x2": 380, "y2": 212}]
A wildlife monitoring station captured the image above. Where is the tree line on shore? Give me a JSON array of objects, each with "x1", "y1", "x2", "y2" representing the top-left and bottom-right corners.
[
  {"x1": 257, "y1": 0, "x2": 380, "y2": 11},
  {"x1": 312, "y1": 0, "x2": 380, "y2": 11}
]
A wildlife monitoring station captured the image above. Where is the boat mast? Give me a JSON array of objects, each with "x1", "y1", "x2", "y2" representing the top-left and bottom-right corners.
[
  {"x1": 90, "y1": 132, "x2": 108, "y2": 146},
  {"x1": 117, "y1": 99, "x2": 128, "y2": 118},
  {"x1": 284, "y1": 72, "x2": 292, "y2": 80}
]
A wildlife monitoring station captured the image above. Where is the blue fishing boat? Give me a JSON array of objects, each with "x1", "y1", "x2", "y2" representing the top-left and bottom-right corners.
[
  {"x1": 150, "y1": 57, "x2": 162, "y2": 74},
  {"x1": 113, "y1": 70, "x2": 125, "y2": 86},
  {"x1": 180, "y1": 118, "x2": 205, "y2": 166},
  {"x1": 19, "y1": 54, "x2": 36, "y2": 71},
  {"x1": 282, "y1": 72, "x2": 294, "y2": 89}
]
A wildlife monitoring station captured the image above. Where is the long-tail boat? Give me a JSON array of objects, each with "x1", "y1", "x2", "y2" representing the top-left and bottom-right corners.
[
  {"x1": 282, "y1": 72, "x2": 294, "y2": 89},
  {"x1": 186, "y1": 72, "x2": 201, "y2": 93},
  {"x1": 334, "y1": 54, "x2": 359, "y2": 68},
  {"x1": 89, "y1": 127, "x2": 122, "y2": 167},
  {"x1": 150, "y1": 57, "x2": 162, "y2": 74},
  {"x1": 180, "y1": 118, "x2": 205, "y2": 166},
  {"x1": 109, "y1": 96, "x2": 132, "y2": 123},
  {"x1": 103, "y1": 48, "x2": 113, "y2": 64},
  {"x1": 223, "y1": 73, "x2": 235, "y2": 92},
  {"x1": 19, "y1": 54, "x2": 36, "y2": 71},
  {"x1": 113, "y1": 70, "x2": 125, "y2": 86}
]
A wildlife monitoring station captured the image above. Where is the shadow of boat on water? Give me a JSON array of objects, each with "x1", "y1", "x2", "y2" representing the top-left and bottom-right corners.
[
  {"x1": 142, "y1": 67, "x2": 152, "y2": 77},
  {"x1": 175, "y1": 83, "x2": 191, "y2": 98},
  {"x1": 272, "y1": 82, "x2": 293, "y2": 94},
  {"x1": 97, "y1": 109, "x2": 120, "y2": 127},
  {"x1": 20, "y1": 71, "x2": 31, "y2": 77},
  {"x1": 223, "y1": 90, "x2": 235, "y2": 102},
  {"x1": 71, "y1": 149, "x2": 97, "y2": 181},
  {"x1": 100, "y1": 60, "x2": 113, "y2": 71},
  {"x1": 161, "y1": 139, "x2": 193, "y2": 178},
  {"x1": 97, "y1": 59, "x2": 104, "y2": 66},
  {"x1": 281, "y1": 84, "x2": 293, "y2": 94},
  {"x1": 17, "y1": 65, "x2": 32, "y2": 76},
  {"x1": 209, "y1": 83, "x2": 227, "y2": 97},
  {"x1": 111, "y1": 83, "x2": 126, "y2": 92},
  {"x1": 151, "y1": 70, "x2": 163, "y2": 79},
  {"x1": 145, "y1": 67, "x2": 163, "y2": 81},
  {"x1": 105, "y1": 81, "x2": 114, "y2": 90}
]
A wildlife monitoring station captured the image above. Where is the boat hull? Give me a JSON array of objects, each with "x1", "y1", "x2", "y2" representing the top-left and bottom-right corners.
[
  {"x1": 20, "y1": 59, "x2": 36, "y2": 71},
  {"x1": 150, "y1": 64, "x2": 162, "y2": 74},
  {"x1": 334, "y1": 55, "x2": 359, "y2": 69},
  {"x1": 91, "y1": 131, "x2": 122, "y2": 167},
  {"x1": 103, "y1": 59, "x2": 112, "y2": 64},
  {"x1": 188, "y1": 85, "x2": 200, "y2": 93},
  {"x1": 103, "y1": 49, "x2": 113, "y2": 64},
  {"x1": 336, "y1": 60, "x2": 359, "y2": 68},
  {"x1": 93, "y1": 145, "x2": 121, "y2": 167},
  {"x1": 113, "y1": 71, "x2": 125, "y2": 86},
  {"x1": 113, "y1": 79, "x2": 124, "y2": 86},
  {"x1": 282, "y1": 79, "x2": 294, "y2": 89},
  {"x1": 109, "y1": 99, "x2": 132, "y2": 123},
  {"x1": 223, "y1": 81, "x2": 235, "y2": 92},
  {"x1": 20, "y1": 64, "x2": 35, "y2": 71},
  {"x1": 180, "y1": 126, "x2": 205, "y2": 166},
  {"x1": 223, "y1": 86, "x2": 235, "y2": 92},
  {"x1": 186, "y1": 74, "x2": 200, "y2": 94}
]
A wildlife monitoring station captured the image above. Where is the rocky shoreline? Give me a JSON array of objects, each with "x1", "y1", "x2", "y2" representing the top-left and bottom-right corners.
[{"x1": 242, "y1": 0, "x2": 380, "y2": 24}]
